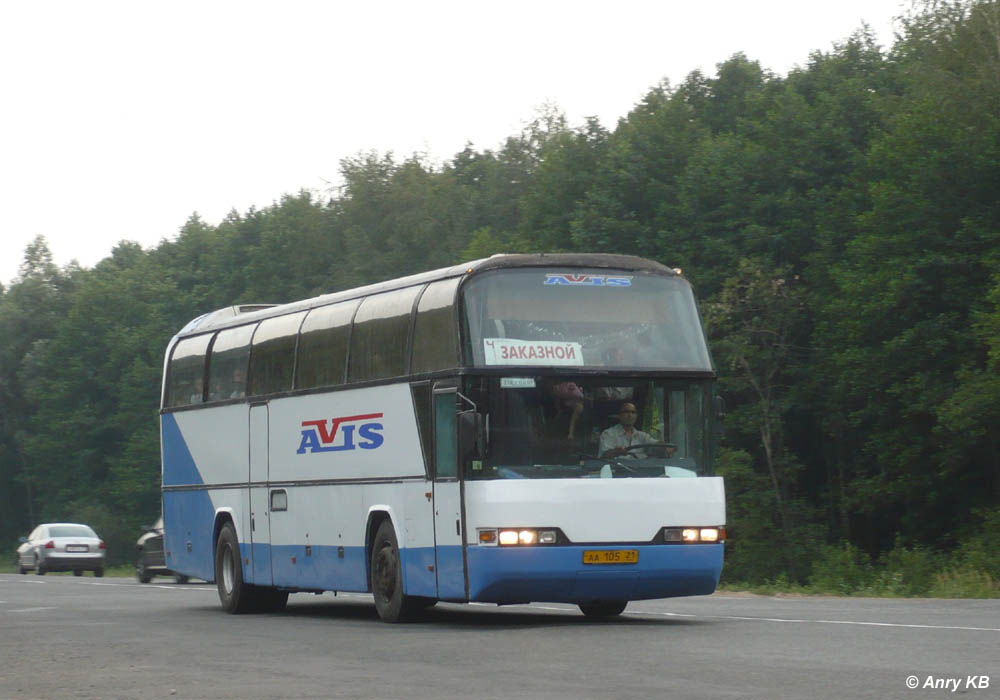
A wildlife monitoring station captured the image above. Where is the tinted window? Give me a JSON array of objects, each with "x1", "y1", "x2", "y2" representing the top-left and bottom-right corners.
[
  {"x1": 434, "y1": 391, "x2": 457, "y2": 478},
  {"x1": 411, "y1": 383, "x2": 432, "y2": 474},
  {"x1": 296, "y1": 300, "x2": 360, "y2": 390},
  {"x1": 462, "y1": 269, "x2": 712, "y2": 370},
  {"x1": 249, "y1": 311, "x2": 306, "y2": 396},
  {"x1": 165, "y1": 334, "x2": 213, "y2": 408},
  {"x1": 412, "y1": 278, "x2": 461, "y2": 374},
  {"x1": 348, "y1": 287, "x2": 422, "y2": 382},
  {"x1": 208, "y1": 325, "x2": 256, "y2": 401}
]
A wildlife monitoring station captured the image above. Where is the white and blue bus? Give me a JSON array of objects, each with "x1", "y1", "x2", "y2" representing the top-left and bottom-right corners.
[{"x1": 160, "y1": 254, "x2": 725, "y2": 621}]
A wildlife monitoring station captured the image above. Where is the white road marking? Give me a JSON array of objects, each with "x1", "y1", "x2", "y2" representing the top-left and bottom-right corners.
[
  {"x1": 9, "y1": 607, "x2": 57, "y2": 613},
  {"x1": 625, "y1": 609, "x2": 1000, "y2": 632},
  {"x1": 504, "y1": 603, "x2": 1000, "y2": 633}
]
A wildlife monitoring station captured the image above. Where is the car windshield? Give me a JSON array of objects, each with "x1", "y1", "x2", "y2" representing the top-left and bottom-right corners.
[
  {"x1": 48, "y1": 525, "x2": 97, "y2": 538},
  {"x1": 467, "y1": 376, "x2": 712, "y2": 480}
]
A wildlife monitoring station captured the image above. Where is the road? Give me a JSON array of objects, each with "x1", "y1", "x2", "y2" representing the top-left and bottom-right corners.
[{"x1": 0, "y1": 574, "x2": 996, "y2": 700}]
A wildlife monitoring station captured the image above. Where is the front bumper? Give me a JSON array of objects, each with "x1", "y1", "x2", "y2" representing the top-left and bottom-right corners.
[
  {"x1": 39, "y1": 553, "x2": 105, "y2": 572},
  {"x1": 466, "y1": 543, "x2": 723, "y2": 604}
]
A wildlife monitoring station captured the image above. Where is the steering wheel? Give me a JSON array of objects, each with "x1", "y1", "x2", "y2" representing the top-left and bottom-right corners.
[
  {"x1": 623, "y1": 442, "x2": 676, "y2": 458},
  {"x1": 576, "y1": 452, "x2": 642, "y2": 475}
]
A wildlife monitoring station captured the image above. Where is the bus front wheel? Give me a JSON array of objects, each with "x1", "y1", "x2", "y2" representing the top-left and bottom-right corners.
[
  {"x1": 371, "y1": 520, "x2": 422, "y2": 623},
  {"x1": 216, "y1": 522, "x2": 256, "y2": 614}
]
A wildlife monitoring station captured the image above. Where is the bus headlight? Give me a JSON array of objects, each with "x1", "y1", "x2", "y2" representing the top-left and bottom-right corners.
[
  {"x1": 663, "y1": 527, "x2": 725, "y2": 543},
  {"x1": 499, "y1": 530, "x2": 519, "y2": 546},
  {"x1": 480, "y1": 528, "x2": 559, "y2": 546}
]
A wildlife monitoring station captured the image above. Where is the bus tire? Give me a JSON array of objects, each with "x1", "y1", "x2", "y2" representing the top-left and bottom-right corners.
[
  {"x1": 215, "y1": 521, "x2": 257, "y2": 614},
  {"x1": 371, "y1": 520, "x2": 418, "y2": 623},
  {"x1": 578, "y1": 600, "x2": 627, "y2": 618}
]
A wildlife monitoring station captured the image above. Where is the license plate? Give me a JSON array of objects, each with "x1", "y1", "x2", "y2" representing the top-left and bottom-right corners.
[
  {"x1": 582, "y1": 549, "x2": 638, "y2": 565},
  {"x1": 66, "y1": 545, "x2": 88, "y2": 552}
]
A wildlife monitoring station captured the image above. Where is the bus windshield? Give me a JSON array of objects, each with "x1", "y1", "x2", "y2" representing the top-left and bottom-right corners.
[
  {"x1": 462, "y1": 268, "x2": 712, "y2": 370},
  {"x1": 468, "y1": 375, "x2": 713, "y2": 480}
]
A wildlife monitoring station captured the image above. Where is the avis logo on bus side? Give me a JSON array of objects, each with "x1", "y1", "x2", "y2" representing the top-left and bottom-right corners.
[
  {"x1": 297, "y1": 412, "x2": 384, "y2": 454},
  {"x1": 544, "y1": 274, "x2": 633, "y2": 287}
]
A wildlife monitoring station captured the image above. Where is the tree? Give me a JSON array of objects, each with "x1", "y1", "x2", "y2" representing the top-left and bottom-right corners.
[{"x1": 706, "y1": 259, "x2": 813, "y2": 577}]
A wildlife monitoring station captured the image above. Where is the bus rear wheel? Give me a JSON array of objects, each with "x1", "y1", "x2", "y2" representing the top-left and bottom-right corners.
[
  {"x1": 371, "y1": 520, "x2": 422, "y2": 623},
  {"x1": 578, "y1": 600, "x2": 627, "y2": 618}
]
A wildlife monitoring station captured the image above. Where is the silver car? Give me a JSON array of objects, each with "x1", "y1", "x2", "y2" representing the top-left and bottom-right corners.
[{"x1": 17, "y1": 523, "x2": 106, "y2": 576}]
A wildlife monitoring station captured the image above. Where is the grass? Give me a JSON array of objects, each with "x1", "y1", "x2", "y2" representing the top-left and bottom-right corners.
[{"x1": 718, "y1": 569, "x2": 999, "y2": 599}]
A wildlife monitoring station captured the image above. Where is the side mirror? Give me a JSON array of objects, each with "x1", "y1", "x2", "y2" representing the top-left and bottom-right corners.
[
  {"x1": 18, "y1": 536, "x2": 27, "y2": 544},
  {"x1": 713, "y1": 396, "x2": 727, "y2": 439},
  {"x1": 459, "y1": 411, "x2": 485, "y2": 462},
  {"x1": 713, "y1": 395, "x2": 727, "y2": 419}
]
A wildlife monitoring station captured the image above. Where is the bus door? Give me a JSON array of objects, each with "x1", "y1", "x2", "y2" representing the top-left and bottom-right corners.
[
  {"x1": 432, "y1": 387, "x2": 466, "y2": 600},
  {"x1": 248, "y1": 403, "x2": 272, "y2": 586}
]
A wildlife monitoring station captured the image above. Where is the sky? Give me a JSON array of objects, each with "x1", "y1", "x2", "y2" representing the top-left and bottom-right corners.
[{"x1": 0, "y1": 0, "x2": 912, "y2": 288}]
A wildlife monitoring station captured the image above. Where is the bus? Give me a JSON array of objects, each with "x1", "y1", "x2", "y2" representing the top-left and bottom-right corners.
[{"x1": 159, "y1": 253, "x2": 725, "y2": 622}]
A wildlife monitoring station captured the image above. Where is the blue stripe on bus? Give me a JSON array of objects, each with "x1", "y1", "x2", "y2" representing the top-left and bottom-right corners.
[
  {"x1": 162, "y1": 489, "x2": 217, "y2": 582},
  {"x1": 161, "y1": 415, "x2": 217, "y2": 581},
  {"x1": 264, "y1": 545, "x2": 438, "y2": 597},
  {"x1": 161, "y1": 413, "x2": 205, "y2": 487},
  {"x1": 466, "y1": 544, "x2": 723, "y2": 604}
]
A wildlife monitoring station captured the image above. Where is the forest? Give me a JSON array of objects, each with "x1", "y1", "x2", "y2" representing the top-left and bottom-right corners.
[{"x1": 1, "y1": 0, "x2": 997, "y2": 594}]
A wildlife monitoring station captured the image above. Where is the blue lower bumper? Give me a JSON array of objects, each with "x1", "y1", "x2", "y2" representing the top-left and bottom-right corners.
[{"x1": 466, "y1": 544, "x2": 723, "y2": 604}]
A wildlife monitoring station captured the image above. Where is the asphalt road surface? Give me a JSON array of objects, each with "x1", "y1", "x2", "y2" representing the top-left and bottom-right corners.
[{"x1": 1, "y1": 573, "x2": 997, "y2": 700}]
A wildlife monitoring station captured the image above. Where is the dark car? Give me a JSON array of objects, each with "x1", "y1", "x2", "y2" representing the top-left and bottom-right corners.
[{"x1": 135, "y1": 518, "x2": 189, "y2": 584}]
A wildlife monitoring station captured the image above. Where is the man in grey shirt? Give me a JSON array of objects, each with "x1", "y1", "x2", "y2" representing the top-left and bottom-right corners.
[{"x1": 599, "y1": 402, "x2": 656, "y2": 459}]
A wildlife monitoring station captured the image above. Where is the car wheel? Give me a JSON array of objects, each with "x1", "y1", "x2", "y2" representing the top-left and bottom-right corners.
[
  {"x1": 370, "y1": 520, "x2": 421, "y2": 623},
  {"x1": 17, "y1": 561, "x2": 26, "y2": 575},
  {"x1": 216, "y1": 521, "x2": 260, "y2": 613},
  {"x1": 174, "y1": 574, "x2": 190, "y2": 584},
  {"x1": 136, "y1": 561, "x2": 152, "y2": 584},
  {"x1": 93, "y1": 568, "x2": 104, "y2": 578},
  {"x1": 34, "y1": 556, "x2": 45, "y2": 575},
  {"x1": 578, "y1": 600, "x2": 628, "y2": 618},
  {"x1": 73, "y1": 570, "x2": 82, "y2": 577}
]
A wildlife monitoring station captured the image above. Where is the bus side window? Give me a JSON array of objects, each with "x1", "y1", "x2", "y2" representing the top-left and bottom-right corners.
[
  {"x1": 296, "y1": 299, "x2": 359, "y2": 390},
  {"x1": 434, "y1": 390, "x2": 457, "y2": 479},
  {"x1": 411, "y1": 278, "x2": 461, "y2": 374},
  {"x1": 249, "y1": 311, "x2": 306, "y2": 396},
  {"x1": 165, "y1": 334, "x2": 212, "y2": 408},
  {"x1": 208, "y1": 325, "x2": 255, "y2": 401},
  {"x1": 348, "y1": 287, "x2": 422, "y2": 383},
  {"x1": 411, "y1": 383, "x2": 433, "y2": 476}
]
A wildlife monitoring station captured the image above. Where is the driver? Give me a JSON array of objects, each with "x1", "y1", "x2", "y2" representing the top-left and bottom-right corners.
[{"x1": 599, "y1": 402, "x2": 656, "y2": 459}]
